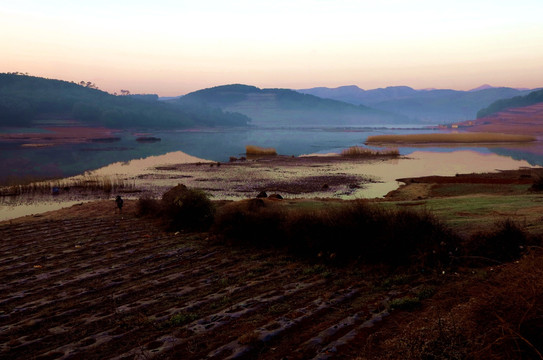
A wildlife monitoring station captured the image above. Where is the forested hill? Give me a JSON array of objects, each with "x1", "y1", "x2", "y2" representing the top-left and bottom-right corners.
[
  {"x1": 477, "y1": 88, "x2": 543, "y2": 118},
  {"x1": 176, "y1": 84, "x2": 410, "y2": 126},
  {"x1": 0, "y1": 73, "x2": 250, "y2": 128}
]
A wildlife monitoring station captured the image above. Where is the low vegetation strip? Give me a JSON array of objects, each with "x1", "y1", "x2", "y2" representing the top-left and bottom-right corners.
[
  {"x1": 245, "y1": 144, "x2": 278, "y2": 156},
  {"x1": 365, "y1": 132, "x2": 535, "y2": 144},
  {"x1": 211, "y1": 198, "x2": 460, "y2": 268},
  {"x1": 340, "y1": 146, "x2": 399, "y2": 157}
]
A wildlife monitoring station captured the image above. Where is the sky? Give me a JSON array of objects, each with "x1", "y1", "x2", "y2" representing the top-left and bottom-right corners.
[{"x1": 1, "y1": 0, "x2": 543, "y2": 96}]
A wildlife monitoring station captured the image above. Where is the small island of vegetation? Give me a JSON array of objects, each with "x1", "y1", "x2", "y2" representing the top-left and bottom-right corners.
[{"x1": 366, "y1": 132, "x2": 535, "y2": 145}]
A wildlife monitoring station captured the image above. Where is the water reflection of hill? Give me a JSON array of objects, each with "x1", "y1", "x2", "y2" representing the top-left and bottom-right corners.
[
  {"x1": 2, "y1": 127, "x2": 541, "y2": 183},
  {"x1": 489, "y1": 145, "x2": 543, "y2": 166}
]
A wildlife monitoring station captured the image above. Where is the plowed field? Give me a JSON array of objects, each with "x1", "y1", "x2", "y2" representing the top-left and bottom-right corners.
[{"x1": 0, "y1": 201, "x2": 420, "y2": 359}]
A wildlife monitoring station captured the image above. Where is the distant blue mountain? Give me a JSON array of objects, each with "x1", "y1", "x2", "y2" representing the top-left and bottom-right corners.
[
  {"x1": 174, "y1": 84, "x2": 411, "y2": 127},
  {"x1": 298, "y1": 85, "x2": 535, "y2": 123}
]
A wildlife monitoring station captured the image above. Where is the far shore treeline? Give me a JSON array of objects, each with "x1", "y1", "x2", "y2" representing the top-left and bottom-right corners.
[{"x1": 0, "y1": 73, "x2": 251, "y2": 128}]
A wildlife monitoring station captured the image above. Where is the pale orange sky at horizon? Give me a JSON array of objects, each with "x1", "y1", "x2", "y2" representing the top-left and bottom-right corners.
[{"x1": 2, "y1": 0, "x2": 542, "y2": 96}]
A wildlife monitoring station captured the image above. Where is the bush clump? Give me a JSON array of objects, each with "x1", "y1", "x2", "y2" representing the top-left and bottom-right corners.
[
  {"x1": 464, "y1": 219, "x2": 530, "y2": 263},
  {"x1": 136, "y1": 184, "x2": 215, "y2": 232},
  {"x1": 211, "y1": 199, "x2": 286, "y2": 246},
  {"x1": 212, "y1": 199, "x2": 459, "y2": 269},
  {"x1": 531, "y1": 175, "x2": 543, "y2": 192},
  {"x1": 162, "y1": 184, "x2": 215, "y2": 231}
]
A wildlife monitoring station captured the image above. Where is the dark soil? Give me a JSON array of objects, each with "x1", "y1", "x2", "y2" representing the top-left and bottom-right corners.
[{"x1": 0, "y1": 200, "x2": 423, "y2": 360}]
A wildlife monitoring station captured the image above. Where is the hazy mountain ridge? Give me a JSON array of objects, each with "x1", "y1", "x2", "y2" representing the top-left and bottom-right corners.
[
  {"x1": 0, "y1": 74, "x2": 250, "y2": 128},
  {"x1": 298, "y1": 85, "x2": 535, "y2": 123},
  {"x1": 176, "y1": 84, "x2": 411, "y2": 126}
]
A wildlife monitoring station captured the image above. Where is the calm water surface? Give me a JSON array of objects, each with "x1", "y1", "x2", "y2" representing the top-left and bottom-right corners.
[{"x1": 1, "y1": 126, "x2": 541, "y2": 221}]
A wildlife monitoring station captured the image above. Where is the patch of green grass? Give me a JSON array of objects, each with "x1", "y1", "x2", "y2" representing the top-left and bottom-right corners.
[
  {"x1": 431, "y1": 184, "x2": 529, "y2": 197},
  {"x1": 386, "y1": 194, "x2": 543, "y2": 235},
  {"x1": 167, "y1": 312, "x2": 199, "y2": 327},
  {"x1": 389, "y1": 296, "x2": 421, "y2": 311}
]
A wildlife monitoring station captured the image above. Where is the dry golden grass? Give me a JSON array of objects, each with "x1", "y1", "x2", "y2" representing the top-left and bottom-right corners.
[
  {"x1": 245, "y1": 145, "x2": 277, "y2": 156},
  {"x1": 0, "y1": 174, "x2": 134, "y2": 196},
  {"x1": 366, "y1": 132, "x2": 535, "y2": 145},
  {"x1": 340, "y1": 146, "x2": 399, "y2": 157}
]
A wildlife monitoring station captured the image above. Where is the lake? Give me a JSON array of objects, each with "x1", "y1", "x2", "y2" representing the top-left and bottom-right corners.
[
  {"x1": 1, "y1": 124, "x2": 542, "y2": 222},
  {"x1": 2, "y1": 125, "x2": 542, "y2": 183}
]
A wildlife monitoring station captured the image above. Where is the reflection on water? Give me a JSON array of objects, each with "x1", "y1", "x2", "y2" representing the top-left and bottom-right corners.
[
  {"x1": 354, "y1": 150, "x2": 536, "y2": 198},
  {"x1": 89, "y1": 151, "x2": 211, "y2": 176},
  {"x1": 2, "y1": 124, "x2": 541, "y2": 222},
  {"x1": 2, "y1": 127, "x2": 543, "y2": 183}
]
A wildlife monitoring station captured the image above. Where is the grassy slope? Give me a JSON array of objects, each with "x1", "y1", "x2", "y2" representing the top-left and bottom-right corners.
[{"x1": 477, "y1": 88, "x2": 543, "y2": 118}]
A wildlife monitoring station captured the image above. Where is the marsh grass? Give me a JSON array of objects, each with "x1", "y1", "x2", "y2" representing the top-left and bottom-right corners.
[
  {"x1": 0, "y1": 174, "x2": 135, "y2": 196},
  {"x1": 212, "y1": 199, "x2": 459, "y2": 269},
  {"x1": 245, "y1": 145, "x2": 277, "y2": 156},
  {"x1": 366, "y1": 132, "x2": 535, "y2": 145},
  {"x1": 340, "y1": 146, "x2": 399, "y2": 157}
]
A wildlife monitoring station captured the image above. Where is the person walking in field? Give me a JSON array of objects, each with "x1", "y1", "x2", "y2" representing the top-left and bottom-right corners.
[{"x1": 115, "y1": 195, "x2": 124, "y2": 213}]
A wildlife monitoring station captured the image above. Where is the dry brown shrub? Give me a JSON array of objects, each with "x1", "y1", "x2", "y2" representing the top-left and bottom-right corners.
[
  {"x1": 340, "y1": 146, "x2": 399, "y2": 157},
  {"x1": 466, "y1": 250, "x2": 543, "y2": 359},
  {"x1": 372, "y1": 250, "x2": 543, "y2": 359},
  {"x1": 245, "y1": 145, "x2": 277, "y2": 156}
]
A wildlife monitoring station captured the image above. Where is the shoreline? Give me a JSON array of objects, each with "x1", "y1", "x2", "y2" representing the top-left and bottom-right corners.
[{"x1": 0, "y1": 149, "x2": 538, "y2": 222}]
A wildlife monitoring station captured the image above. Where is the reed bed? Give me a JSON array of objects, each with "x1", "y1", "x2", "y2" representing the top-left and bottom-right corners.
[
  {"x1": 340, "y1": 146, "x2": 399, "y2": 157},
  {"x1": 245, "y1": 145, "x2": 278, "y2": 156},
  {"x1": 366, "y1": 132, "x2": 536, "y2": 145},
  {"x1": 0, "y1": 174, "x2": 135, "y2": 197}
]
